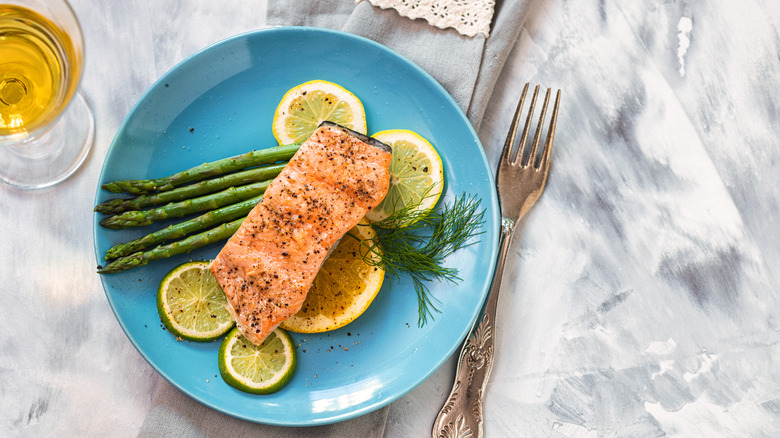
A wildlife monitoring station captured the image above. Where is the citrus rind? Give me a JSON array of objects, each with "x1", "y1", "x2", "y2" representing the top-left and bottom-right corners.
[
  {"x1": 157, "y1": 260, "x2": 235, "y2": 342},
  {"x1": 272, "y1": 80, "x2": 367, "y2": 144},
  {"x1": 279, "y1": 220, "x2": 384, "y2": 333},
  {"x1": 365, "y1": 129, "x2": 444, "y2": 227},
  {"x1": 218, "y1": 327, "x2": 297, "y2": 394}
]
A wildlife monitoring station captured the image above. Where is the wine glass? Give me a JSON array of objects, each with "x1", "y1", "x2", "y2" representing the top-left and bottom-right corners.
[{"x1": 0, "y1": 0, "x2": 94, "y2": 189}]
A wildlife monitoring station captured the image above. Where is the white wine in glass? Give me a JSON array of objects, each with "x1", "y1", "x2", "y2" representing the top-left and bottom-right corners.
[{"x1": 0, "y1": 0, "x2": 94, "y2": 189}]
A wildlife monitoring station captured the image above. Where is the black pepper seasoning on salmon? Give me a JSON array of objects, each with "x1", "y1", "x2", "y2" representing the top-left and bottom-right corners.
[{"x1": 210, "y1": 122, "x2": 391, "y2": 346}]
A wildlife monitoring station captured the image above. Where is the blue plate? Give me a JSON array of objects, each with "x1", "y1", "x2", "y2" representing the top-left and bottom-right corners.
[{"x1": 94, "y1": 27, "x2": 499, "y2": 426}]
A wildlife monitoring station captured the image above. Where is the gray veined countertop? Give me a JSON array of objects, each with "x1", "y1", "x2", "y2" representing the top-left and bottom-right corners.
[{"x1": 2, "y1": 0, "x2": 779, "y2": 436}]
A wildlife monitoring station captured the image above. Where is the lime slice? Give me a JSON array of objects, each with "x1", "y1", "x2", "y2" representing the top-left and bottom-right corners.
[
  {"x1": 365, "y1": 129, "x2": 444, "y2": 227},
  {"x1": 272, "y1": 80, "x2": 367, "y2": 144},
  {"x1": 280, "y1": 219, "x2": 384, "y2": 333},
  {"x1": 157, "y1": 260, "x2": 235, "y2": 342},
  {"x1": 218, "y1": 327, "x2": 297, "y2": 394}
]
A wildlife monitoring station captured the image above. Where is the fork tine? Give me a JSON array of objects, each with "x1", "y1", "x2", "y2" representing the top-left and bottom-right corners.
[
  {"x1": 514, "y1": 85, "x2": 540, "y2": 166},
  {"x1": 528, "y1": 87, "x2": 552, "y2": 168},
  {"x1": 538, "y1": 89, "x2": 561, "y2": 171},
  {"x1": 499, "y1": 83, "x2": 529, "y2": 166}
]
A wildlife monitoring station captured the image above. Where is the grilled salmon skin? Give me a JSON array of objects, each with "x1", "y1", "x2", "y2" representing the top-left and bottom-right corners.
[{"x1": 211, "y1": 122, "x2": 392, "y2": 345}]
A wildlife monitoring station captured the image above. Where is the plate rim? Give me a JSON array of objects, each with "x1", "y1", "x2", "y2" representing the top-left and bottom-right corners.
[{"x1": 93, "y1": 26, "x2": 499, "y2": 426}]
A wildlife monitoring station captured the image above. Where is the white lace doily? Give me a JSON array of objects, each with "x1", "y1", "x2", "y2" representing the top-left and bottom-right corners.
[{"x1": 361, "y1": 0, "x2": 495, "y2": 37}]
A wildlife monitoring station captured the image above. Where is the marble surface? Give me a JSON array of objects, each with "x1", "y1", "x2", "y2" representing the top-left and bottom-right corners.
[{"x1": 2, "y1": 0, "x2": 779, "y2": 437}]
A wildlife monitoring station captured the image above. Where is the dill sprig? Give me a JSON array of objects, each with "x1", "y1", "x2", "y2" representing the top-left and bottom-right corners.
[{"x1": 356, "y1": 193, "x2": 486, "y2": 327}]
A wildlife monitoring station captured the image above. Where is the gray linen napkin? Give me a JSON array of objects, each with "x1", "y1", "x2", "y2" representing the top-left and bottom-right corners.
[
  {"x1": 269, "y1": 0, "x2": 530, "y2": 131},
  {"x1": 137, "y1": 1, "x2": 530, "y2": 436}
]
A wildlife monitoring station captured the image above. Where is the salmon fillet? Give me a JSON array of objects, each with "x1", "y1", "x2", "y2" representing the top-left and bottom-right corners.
[{"x1": 210, "y1": 122, "x2": 392, "y2": 345}]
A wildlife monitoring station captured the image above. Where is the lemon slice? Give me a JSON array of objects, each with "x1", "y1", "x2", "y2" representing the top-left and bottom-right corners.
[
  {"x1": 279, "y1": 219, "x2": 384, "y2": 333},
  {"x1": 364, "y1": 129, "x2": 444, "y2": 227},
  {"x1": 157, "y1": 261, "x2": 235, "y2": 342},
  {"x1": 218, "y1": 327, "x2": 296, "y2": 394},
  {"x1": 272, "y1": 80, "x2": 367, "y2": 144}
]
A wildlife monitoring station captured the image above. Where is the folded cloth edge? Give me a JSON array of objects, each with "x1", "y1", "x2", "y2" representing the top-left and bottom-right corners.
[
  {"x1": 138, "y1": 380, "x2": 390, "y2": 438},
  {"x1": 466, "y1": 0, "x2": 532, "y2": 129}
]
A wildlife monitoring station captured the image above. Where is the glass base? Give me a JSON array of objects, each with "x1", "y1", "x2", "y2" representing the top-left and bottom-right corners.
[{"x1": 0, "y1": 90, "x2": 95, "y2": 189}]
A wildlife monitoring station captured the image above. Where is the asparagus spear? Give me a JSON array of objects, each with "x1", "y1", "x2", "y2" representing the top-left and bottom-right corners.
[
  {"x1": 97, "y1": 218, "x2": 244, "y2": 274},
  {"x1": 101, "y1": 143, "x2": 300, "y2": 194},
  {"x1": 100, "y1": 180, "x2": 270, "y2": 229},
  {"x1": 104, "y1": 196, "x2": 260, "y2": 260},
  {"x1": 95, "y1": 164, "x2": 284, "y2": 214}
]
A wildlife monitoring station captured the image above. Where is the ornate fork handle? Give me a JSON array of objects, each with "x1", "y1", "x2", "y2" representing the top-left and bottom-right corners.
[
  {"x1": 432, "y1": 83, "x2": 560, "y2": 438},
  {"x1": 432, "y1": 219, "x2": 514, "y2": 438}
]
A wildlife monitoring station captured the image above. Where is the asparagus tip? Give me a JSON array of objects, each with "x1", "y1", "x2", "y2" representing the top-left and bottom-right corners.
[
  {"x1": 100, "y1": 211, "x2": 150, "y2": 229},
  {"x1": 101, "y1": 182, "x2": 124, "y2": 193},
  {"x1": 97, "y1": 253, "x2": 147, "y2": 274}
]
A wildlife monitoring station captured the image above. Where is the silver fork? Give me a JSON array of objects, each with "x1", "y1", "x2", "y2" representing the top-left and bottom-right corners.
[{"x1": 432, "y1": 83, "x2": 561, "y2": 438}]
